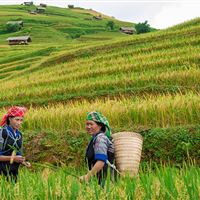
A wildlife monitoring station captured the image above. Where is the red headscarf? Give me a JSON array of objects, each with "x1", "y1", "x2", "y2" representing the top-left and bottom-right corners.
[{"x1": 0, "y1": 106, "x2": 27, "y2": 126}]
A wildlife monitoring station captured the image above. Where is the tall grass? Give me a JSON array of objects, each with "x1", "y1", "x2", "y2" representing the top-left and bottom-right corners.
[{"x1": 0, "y1": 165, "x2": 199, "y2": 199}]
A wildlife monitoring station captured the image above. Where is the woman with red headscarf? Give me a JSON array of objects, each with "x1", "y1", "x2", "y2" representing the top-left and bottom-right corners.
[{"x1": 0, "y1": 106, "x2": 28, "y2": 181}]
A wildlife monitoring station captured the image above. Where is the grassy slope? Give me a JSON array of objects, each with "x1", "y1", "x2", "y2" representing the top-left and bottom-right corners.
[
  {"x1": 0, "y1": 4, "x2": 132, "y2": 81},
  {"x1": 0, "y1": 4, "x2": 131, "y2": 43},
  {"x1": 0, "y1": 5, "x2": 200, "y2": 165},
  {"x1": 0, "y1": 17, "x2": 199, "y2": 107}
]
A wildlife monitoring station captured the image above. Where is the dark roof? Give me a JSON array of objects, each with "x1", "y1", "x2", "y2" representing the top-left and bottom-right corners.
[
  {"x1": 120, "y1": 27, "x2": 135, "y2": 31},
  {"x1": 24, "y1": 1, "x2": 33, "y2": 4},
  {"x1": 29, "y1": 11, "x2": 37, "y2": 14},
  {"x1": 7, "y1": 21, "x2": 23, "y2": 25},
  {"x1": 6, "y1": 36, "x2": 31, "y2": 41},
  {"x1": 93, "y1": 16, "x2": 102, "y2": 19},
  {"x1": 36, "y1": 7, "x2": 46, "y2": 10}
]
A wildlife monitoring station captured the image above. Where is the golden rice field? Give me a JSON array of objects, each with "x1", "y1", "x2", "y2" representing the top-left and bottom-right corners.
[
  {"x1": 0, "y1": 92, "x2": 197, "y2": 133},
  {"x1": 0, "y1": 18, "x2": 199, "y2": 134},
  {"x1": 0, "y1": 19, "x2": 199, "y2": 111}
]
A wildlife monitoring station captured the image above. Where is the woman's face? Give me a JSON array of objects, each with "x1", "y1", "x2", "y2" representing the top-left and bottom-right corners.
[
  {"x1": 85, "y1": 120, "x2": 102, "y2": 135},
  {"x1": 9, "y1": 116, "x2": 23, "y2": 130}
]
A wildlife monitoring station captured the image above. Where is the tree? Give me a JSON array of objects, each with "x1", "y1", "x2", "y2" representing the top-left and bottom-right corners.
[
  {"x1": 69, "y1": 30, "x2": 86, "y2": 39},
  {"x1": 135, "y1": 20, "x2": 151, "y2": 34},
  {"x1": 6, "y1": 23, "x2": 21, "y2": 32},
  {"x1": 107, "y1": 20, "x2": 115, "y2": 30}
]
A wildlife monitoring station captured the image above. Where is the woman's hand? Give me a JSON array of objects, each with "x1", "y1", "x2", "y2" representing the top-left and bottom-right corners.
[
  {"x1": 79, "y1": 161, "x2": 105, "y2": 183},
  {"x1": 79, "y1": 174, "x2": 90, "y2": 183},
  {"x1": 22, "y1": 161, "x2": 32, "y2": 168},
  {"x1": 13, "y1": 156, "x2": 25, "y2": 163}
]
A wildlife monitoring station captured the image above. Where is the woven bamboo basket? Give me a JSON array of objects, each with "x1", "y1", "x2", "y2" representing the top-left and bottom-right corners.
[{"x1": 112, "y1": 132, "x2": 143, "y2": 176}]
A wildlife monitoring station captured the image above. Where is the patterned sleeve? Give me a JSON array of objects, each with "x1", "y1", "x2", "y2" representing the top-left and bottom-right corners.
[
  {"x1": 94, "y1": 134, "x2": 108, "y2": 162},
  {"x1": 0, "y1": 128, "x2": 4, "y2": 152},
  {"x1": 0, "y1": 129, "x2": 7, "y2": 155},
  {"x1": 16, "y1": 132, "x2": 23, "y2": 156}
]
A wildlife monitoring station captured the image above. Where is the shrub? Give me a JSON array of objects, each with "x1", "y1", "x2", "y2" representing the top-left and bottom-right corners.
[
  {"x1": 106, "y1": 20, "x2": 115, "y2": 30},
  {"x1": 22, "y1": 126, "x2": 200, "y2": 166},
  {"x1": 6, "y1": 23, "x2": 21, "y2": 32},
  {"x1": 140, "y1": 126, "x2": 200, "y2": 165},
  {"x1": 135, "y1": 20, "x2": 151, "y2": 34}
]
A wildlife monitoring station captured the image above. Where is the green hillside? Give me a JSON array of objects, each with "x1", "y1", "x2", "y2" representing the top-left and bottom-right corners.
[
  {"x1": 0, "y1": 5, "x2": 200, "y2": 165},
  {"x1": 0, "y1": 4, "x2": 132, "y2": 44},
  {"x1": 0, "y1": 4, "x2": 134, "y2": 81},
  {"x1": 0, "y1": 15, "x2": 199, "y2": 110}
]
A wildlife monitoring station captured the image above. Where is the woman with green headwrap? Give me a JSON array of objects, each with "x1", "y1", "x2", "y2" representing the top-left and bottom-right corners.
[{"x1": 79, "y1": 111, "x2": 114, "y2": 186}]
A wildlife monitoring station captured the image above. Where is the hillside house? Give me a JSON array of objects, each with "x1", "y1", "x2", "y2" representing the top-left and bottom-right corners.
[
  {"x1": 119, "y1": 27, "x2": 136, "y2": 35},
  {"x1": 29, "y1": 10, "x2": 37, "y2": 15},
  {"x1": 6, "y1": 36, "x2": 32, "y2": 45},
  {"x1": 68, "y1": 5, "x2": 74, "y2": 9},
  {"x1": 24, "y1": 1, "x2": 33, "y2": 6},
  {"x1": 40, "y1": 3, "x2": 47, "y2": 7},
  {"x1": 93, "y1": 15, "x2": 102, "y2": 20},
  {"x1": 36, "y1": 7, "x2": 46, "y2": 13}
]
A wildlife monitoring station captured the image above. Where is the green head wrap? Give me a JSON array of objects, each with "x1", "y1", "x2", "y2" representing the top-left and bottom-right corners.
[{"x1": 86, "y1": 111, "x2": 111, "y2": 138}]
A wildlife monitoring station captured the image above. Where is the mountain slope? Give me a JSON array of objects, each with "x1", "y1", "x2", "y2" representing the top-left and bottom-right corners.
[
  {"x1": 0, "y1": 17, "x2": 199, "y2": 108},
  {"x1": 0, "y1": 6, "x2": 199, "y2": 165},
  {"x1": 0, "y1": 5, "x2": 199, "y2": 132},
  {"x1": 0, "y1": 4, "x2": 132, "y2": 44}
]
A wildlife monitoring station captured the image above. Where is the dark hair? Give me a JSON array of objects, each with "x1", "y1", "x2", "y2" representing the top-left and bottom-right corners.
[
  {"x1": 96, "y1": 122, "x2": 106, "y2": 132},
  {"x1": 6, "y1": 116, "x2": 14, "y2": 125}
]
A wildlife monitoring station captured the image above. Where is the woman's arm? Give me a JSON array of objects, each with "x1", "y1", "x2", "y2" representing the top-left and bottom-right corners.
[
  {"x1": 80, "y1": 160, "x2": 105, "y2": 182},
  {"x1": 0, "y1": 156, "x2": 11, "y2": 162},
  {"x1": 0, "y1": 156, "x2": 25, "y2": 163},
  {"x1": 87, "y1": 160, "x2": 105, "y2": 177}
]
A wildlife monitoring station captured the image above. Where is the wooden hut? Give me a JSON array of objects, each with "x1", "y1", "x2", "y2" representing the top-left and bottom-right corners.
[
  {"x1": 36, "y1": 7, "x2": 46, "y2": 13},
  {"x1": 119, "y1": 27, "x2": 136, "y2": 35},
  {"x1": 29, "y1": 11, "x2": 37, "y2": 15},
  {"x1": 6, "y1": 36, "x2": 32, "y2": 45},
  {"x1": 68, "y1": 5, "x2": 74, "y2": 9},
  {"x1": 40, "y1": 3, "x2": 47, "y2": 7},
  {"x1": 93, "y1": 15, "x2": 102, "y2": 20},
  {"x1": 24, "y1": 1, "x2": 33, "y2": 6}
]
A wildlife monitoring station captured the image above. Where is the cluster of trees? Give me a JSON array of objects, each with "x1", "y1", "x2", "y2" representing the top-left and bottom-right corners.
[
  {"x1": 135, "y1": 20, "x2": 151, "y2": 34},
  {"x1": 106, "y1": 20, "x2": 115, "y2": 30},
  {"x1": 6, "y1": 23, "x2": 21, "y2": 32},
  {"x1": 106, "y1": 20, "x2": 152, "y2": 34}
]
